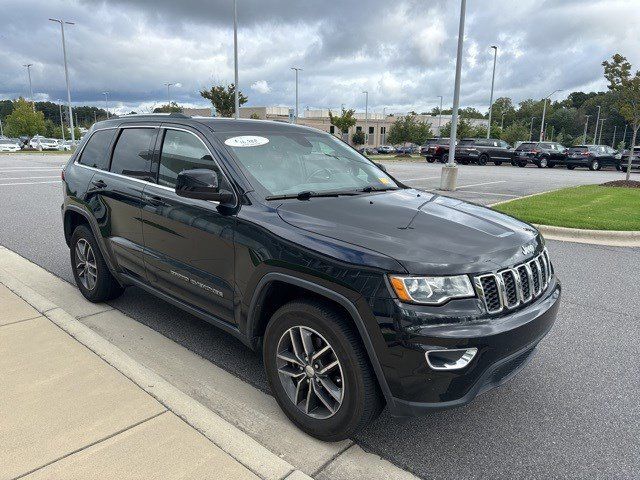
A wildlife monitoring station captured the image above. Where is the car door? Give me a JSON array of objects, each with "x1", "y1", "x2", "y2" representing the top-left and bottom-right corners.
[
  {"x1": 86, "y1": 125, "x2": 158, "y2": 281},
  {"x1": 141, "y1": 126, "x2": 236, "y2": 323}
]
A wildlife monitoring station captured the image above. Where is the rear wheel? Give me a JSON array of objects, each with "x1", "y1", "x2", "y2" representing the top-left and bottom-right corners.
[
  {"x1": 426, "y1": 157, "x2": 435, "y2": 163},
  {"x1": 477, "y1": 154, "x2": 489, "y2": 166},
  {"x1": 263, "y1": 300, "x2": 383, "y2": 441},
  {"x1": 70, "y1": 225, "x2": 124, "y2": 302},
  {"x1": 589, "y1": 159, "x2": 600, "y2": 171},
  {"x1": 536, "y1": 157, "x2": 548, "y2": 168},
  {"x1": 518, "y1": 161, "x2": 527, "y2": 168}
]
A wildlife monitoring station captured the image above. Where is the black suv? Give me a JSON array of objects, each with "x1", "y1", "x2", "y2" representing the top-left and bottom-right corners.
[
  {"x1": 456, "y1": 138, "x2": 513, "y2": 165},
  {"x1": 564, "y1": 145, "x2": 621, "y2": 171},
  {"x1": 62, "y1": 114, "x2": 561, "y2": 441},
  {"x1": 513, "y1": 142, "x2": 567, "y2": 168}
]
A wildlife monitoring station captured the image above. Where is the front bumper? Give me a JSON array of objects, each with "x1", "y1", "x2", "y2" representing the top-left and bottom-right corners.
[{"x1": 382, "y1": 279, "x2": 561, "y2": 416}]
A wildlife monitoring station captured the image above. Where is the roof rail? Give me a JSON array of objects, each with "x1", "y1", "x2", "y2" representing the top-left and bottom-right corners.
[{"x1": 120, "y1": 112, "x2": 191, "y2": 118}]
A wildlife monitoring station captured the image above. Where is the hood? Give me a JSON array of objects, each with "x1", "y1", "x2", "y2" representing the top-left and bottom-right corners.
[{"x1": 276, "y1": 189, "x2": 542, "y2": 275}]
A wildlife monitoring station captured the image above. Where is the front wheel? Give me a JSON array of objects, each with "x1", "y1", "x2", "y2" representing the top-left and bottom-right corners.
[
  {"x1": 426, "y1": 157, "x2": 435, "y2": 163},
  {"x1": 263, "y1": 300, "x2": 383, "y2": 441},
  {"x1": 537, "y1": 157, "x2": 548, "y2": 168},
  {"x1": 589, "y1": 160, "x2": 600, "y2": 171},
  {"x1": 518, "y1": 161, "x2": 527, "y2": 168},
  {"x1": 477, "y1": 154, "x2": 489, "y2": 166}
]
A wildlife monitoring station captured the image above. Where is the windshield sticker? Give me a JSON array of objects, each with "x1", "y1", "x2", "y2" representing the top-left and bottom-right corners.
[
  {"x1": 224, "y1": 136, "x2": 269, "y2": 148},
  {"x1": 379, "y1": 177, "x2": 390, "y2": 184}
]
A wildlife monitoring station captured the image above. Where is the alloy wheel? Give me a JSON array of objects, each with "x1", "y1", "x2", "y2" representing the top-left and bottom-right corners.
[
  {"x1": 75, "y1": 238, "x2": 97, "y2": 291},
  {"x1": 276, "y1": 326, "x2": 344, "y2": 419}
]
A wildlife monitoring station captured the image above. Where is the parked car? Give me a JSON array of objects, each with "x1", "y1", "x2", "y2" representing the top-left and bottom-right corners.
[
  {"x1": 513, "y1": 142, "x2": 567, "y2": 168},
  {"x1": 62, "y1": 115, "x2": 560, "y2": 441},
  {"x1": 0, "y1": 139, "x2": 21, "y2": 152},
  {"x1": 395, "y1": 143, "x2": 419, "y2": 155},
  {"x1": 619, "y1": 146, "x2": 640, "y2": 171},
  {"x1": 563, "y1": 145, "x2": 620, "y2": 171},
  {"x1": 376, "y1": 145, "x2": 396, "y2": 154},
  {"x1": 57, "y1": 140, "x2": 75, "y2": 151},
  {"x1": 455, "y1": 138, "x2": 513, "y2": 166},
  {"x1": 424, "y1": 138, "x2": 453, "y2": 163},
  {"x1": 29, "y1": 136, "x2": 59, "y2": 150},
  {"x1": 357, "y1": 146, "x2": 378, "y2": 155},
  {"x1": 420, "y1": 138, "x2": 444, "y2": 155}
]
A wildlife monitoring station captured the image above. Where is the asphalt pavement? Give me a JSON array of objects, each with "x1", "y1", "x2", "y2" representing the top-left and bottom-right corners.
[{"x1": 1, "y1": 152, "x2": 638, "y2": 479}]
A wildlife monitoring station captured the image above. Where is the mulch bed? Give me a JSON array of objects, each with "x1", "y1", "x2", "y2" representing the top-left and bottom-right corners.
[{"x1": 600, "y1": 180, "x2": 640, "y2": 189}]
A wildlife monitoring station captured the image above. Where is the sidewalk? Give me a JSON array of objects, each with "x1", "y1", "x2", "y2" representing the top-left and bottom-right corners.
[{"x1": 0, "y1": 284, "x2": 277, "y2": 480}]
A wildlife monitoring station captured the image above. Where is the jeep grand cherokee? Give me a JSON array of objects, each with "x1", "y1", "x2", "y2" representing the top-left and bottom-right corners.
[{"x1": 62, "y1": 114, "x2": 561, "y2": 441}]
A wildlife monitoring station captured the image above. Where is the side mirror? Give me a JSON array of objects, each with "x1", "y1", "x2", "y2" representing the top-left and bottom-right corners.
[
  {"x1": 374, "y1": 162, "x2": 387, "y2": 172},
  {"x1": 175, "y1": 168, "x2": 234, "y2": 204}
]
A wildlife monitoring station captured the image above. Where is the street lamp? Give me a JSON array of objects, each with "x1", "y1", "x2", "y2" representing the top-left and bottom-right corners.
[
  {"x1": 291, "y1": 67, "x2": 302, "y2": 124},
  {"x1": 486, "y1": 45, "x2": 498, "y2": 139},
  {"x1": 164, "y1": 82, "x2": 175, "y2": 105},
  {"x1": 49, "y1": 18, "x2": 75, "y2": 143},
  {"x1": 529, "y1": 117, "x2": 536, "y2": 141},
  {"x1": 583, "y1": 115, "x2": 591, "y2": 144},
  {"x1": 500, "y1": 112, "x2": 505, "y2": 131},
  {"x1": 593, "y1": 105, "x2": 601, "y2": 145},
  {"x1": 102, "y1": 92, "x2": 109, "y2": 119},
  {"x1": 233, "y1": 0, "x2": 239, "y2": 119},
  {"x1": 612, "y1": 125, "x2": 617, "y2": 148},
  {"x1": 437, "y1": 95, "x2": 443, "y2": 136},
  {"x1": 598, "y1": 118, "x2": 606, "y2": 145},
  {"x1": 23, "y1": 64, "x2": 34, "y2": 109},
  {"x1": 58, "y1": 100, "x2": 65, "y2": 141},
  {"x1": 539, "y1": 89, "x2": 561, "y2": 142},
  {"x1": 362, "y1": 91, "x2": 369, "y2": 146}
]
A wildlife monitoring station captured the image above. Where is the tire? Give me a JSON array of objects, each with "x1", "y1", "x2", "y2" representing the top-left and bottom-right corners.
[
  {"x1": 426, "y1": 158, "x2": 435, "y2": 163},
  {"x1": 494, "y1": 161, "x2": 502, "y2": 166},
  {"x1": 567, "y1": 165, "x2": 576, "y2": 170},
  {"x1": 477, "y1": 154, "x2": 489, "y2": 166},
  {"x1": 518, "y1": 161, "x2": 527, "y2": 168},
  {"x1": 536, "y1": 157, "x2": 548, "y2": 168},
  {"x1": 589, "y1": 159, "x2": 600, "y2": 171},
  {"x1": 547, "y1": 162, "x2": 555, "y2": 168},
  {"x1": 70, "y1": 225, "x2": 124, "y2": 302},
  {"x1": 263, "y1": 300, "x2": 383, "y2": 441},
  {"x1": 459, "y1": 159, "x2": 469, "y2": 165},
  {"x1": 615, "y1": 163, "x2": 622, "y2": 171}
]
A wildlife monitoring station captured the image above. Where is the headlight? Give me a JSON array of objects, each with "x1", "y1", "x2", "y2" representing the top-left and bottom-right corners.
[{"x1": 388, "y1": 274, "x2": 475, "y2": 305}]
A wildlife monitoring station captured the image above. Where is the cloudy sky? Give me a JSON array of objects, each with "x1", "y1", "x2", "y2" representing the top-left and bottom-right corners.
[{"x1": 1, "y1": 0, "x2": 639, "y2": 115}]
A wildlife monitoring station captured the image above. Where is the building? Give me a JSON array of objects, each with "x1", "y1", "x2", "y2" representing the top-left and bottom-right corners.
[{"x1": 238, "y1": 107, "x2": 489, "y2": 147}]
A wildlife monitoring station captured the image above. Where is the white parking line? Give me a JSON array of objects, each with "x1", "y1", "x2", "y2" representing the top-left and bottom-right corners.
[
  {"x1": 457, "y1": 180, "x2": 507, "y2": 189},
  {"x1": 0, "y1": 176, "x2": 60, "y2": 180},
  {"x1": 460, "y1": 190, "x2": 518, "y2": 197},
  {"x1": 0, "y1": 181, "x2": 60, "y2": 186},
  {"x1": 401, "y1": 176, "x2": 440, "y2": 182},
  {"x1": 0, "y1": 168, "x2": 61, "y2": 172}
]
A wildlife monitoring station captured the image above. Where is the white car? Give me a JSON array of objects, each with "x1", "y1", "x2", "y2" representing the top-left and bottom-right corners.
[
  {"x1": 29, "y1": 137, "x2": 59, "y2": 150},
  {"x1": 0, "y1": 139, "x2": 21, "y2": 152},
  {"x1": 57, "y1": 140, "x2": 74, "y2": 151}
]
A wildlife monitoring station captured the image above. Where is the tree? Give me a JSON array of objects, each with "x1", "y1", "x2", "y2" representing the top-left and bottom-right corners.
[
  {"x1": 153, "y1": 102, "x2": 183, "y2": 113},
  {"x1": 200, "y1": 83, "x2": 247, "y2": 117},
  {"x1": 328, "y1": 108, "x2": 356, "y2": 134},
  {"x1": 439, "y1": 117, "x2": 484, "y2": 139},
  {"x1": 603, "y1": 53, "x2": 640, "y2": 180},
  {"x1": 4, "y1": 98, "x2": 46, "y2": 137},
  {"x1": 499, "y1": 122, "x2": 529, "y2": 145},
  {"x1": 387, "y1": 115, "x2": 433, "y2": 145},
  {"x1": 352, "y1": 130, "x2": 365, "y2": 145}
]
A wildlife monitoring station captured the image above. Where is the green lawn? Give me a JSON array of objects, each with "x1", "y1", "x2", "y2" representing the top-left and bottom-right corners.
[{"x1": 493, "y1": 185, "x2": 640, "y2": 231}]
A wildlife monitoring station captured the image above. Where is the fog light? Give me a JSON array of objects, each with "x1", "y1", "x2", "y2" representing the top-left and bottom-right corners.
[{"x1": 425, "y1": 348, "x2": 477, "y2": 371}]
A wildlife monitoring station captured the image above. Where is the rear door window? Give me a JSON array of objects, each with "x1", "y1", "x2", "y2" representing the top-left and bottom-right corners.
[
  {"x1": 78, "y1": 129, "x2": 116, "y2": 170},
  {"x1": 109, "y1": 128, "x2": 156, "y2": 181}
]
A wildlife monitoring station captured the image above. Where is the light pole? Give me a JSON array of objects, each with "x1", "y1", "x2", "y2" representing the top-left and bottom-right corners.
[
  {"x1": 0, "y1": 118, "x2": 4, "y2": 137},
  {"x1": 291, "y1": 67, "x2": 302, "y2": 124},
  {"x1": 49, "y1": 18, "x2": 75, "y2": 143},
  {"x1": 500, "y1": 112, "x2": 505, "y2": 131},
  {"x1": 598, "y1": 118, "x2": 606, "y2": 145},
  {"x1": 58, "y1": 100, "x2": 65, "y2": 141},
  {"x1": 233, "y1": 0, "x2": 239, "y2": 119},
  {"x1": 486, "y1": 45, "x2": 498, "y2": 139},
  {"x1": 440, "y1": 0, "x2": 466, "y2": 191},
  {"x1": 362, "y1": 91, "x2": 369, "y2": 146},
  {"x1": 23, "y1": 64, "x2": 34, "y2": 109},
  {"x1": 164, "y1": 82, "x2": 174, "y2": 105},
  {"x1": 102, "y1": 92, "x2": 109, "y2": 118},
  {"x1": 593, "y1": 105, "x2": 601, "y2": 145},
  {"x1": 529, "y1": 117, "x2": 536, "y2": 141},
  {"x1": 436, "y1": 95, "x2": 443, "y2": 136},
  {"x1": 539, "y1": 89, "x2": 561, "y2": 141},
  {"x1": 612, "y1": 125, "x2": 617, "y2": 148},
  {"x1": 583, "y1": 115, "x2": 590, "y2": 144}
]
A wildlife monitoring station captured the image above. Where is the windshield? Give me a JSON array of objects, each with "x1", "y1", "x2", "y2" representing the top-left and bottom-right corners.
[{"x1": 219, "y1": 131, "x2": 400, "y2": 198}]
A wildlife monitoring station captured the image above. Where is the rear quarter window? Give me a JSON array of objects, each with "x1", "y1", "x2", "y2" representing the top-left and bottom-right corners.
[
  {"x1": 110, "y1": 128, "x2": 157, "y2": 181},
  {"x1": 78, "y1": 129, "x2": 116, "y2": 170}
]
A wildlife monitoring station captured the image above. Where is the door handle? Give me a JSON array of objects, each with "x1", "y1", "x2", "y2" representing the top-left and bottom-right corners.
[
  {"x1": 143, "y1": 194, "x2": 168, "y2": 207},
  {"x1": 91, "y1": 179, "x2": 107, "y2": 189}
]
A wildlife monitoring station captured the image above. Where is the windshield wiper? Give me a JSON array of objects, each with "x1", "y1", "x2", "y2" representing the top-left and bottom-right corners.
[
  {"x1": 266, "y1": 190, "x2": 361, "y2": 201},
  {"x1": 358, "y1": 185, "x2": 398, "y2": 193}
]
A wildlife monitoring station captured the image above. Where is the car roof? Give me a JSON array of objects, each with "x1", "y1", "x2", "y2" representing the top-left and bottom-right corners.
[{"x1": 92, "y1": 113, "x2": 322, "y2": 134}]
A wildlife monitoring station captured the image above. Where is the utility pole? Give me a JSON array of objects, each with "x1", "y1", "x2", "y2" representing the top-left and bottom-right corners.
[
  {"x1": 233, "y1": 0, "x2": 239, "y2": 119},
  {"x1": 291, "y1": 67, "x2": 302, "y2": 124},
  {"x1": 486, "y1": 45, "x2": 498, "y2": 139},
  {"x1": 539, "y1": 89, "x2": 561, "y2": 141},
  {"x1": 23, "y1": 64, "x2": 34, "y2": 110},
  {"x1": 437, "y1": 95, "x2": 443, "y2": 136},
  {"x1": 362, "y1": 91, "x2": 369, "y2": 146},
  {"x1": 164, "y1": 82, "x2": 174, "y2": 105},
  {"x1": 583, "y1": 115, "x2": 591, "y2": 144},
  {"x1": 529, "y1": 117, "x2": 536, "y2": 141},
  {"x1": 49, "y1": 18, "x2": 75, "y2": 143},
  {"x1": 58, "y1": 101, "x2": 65, "y2": 141},
  {"x1": 103, "y1": 92, "x2": 109, "y2": 118},
  {"x1": 593, "y1": 105, "x2": 601, "y2": 145},
  {"x1": 612, "y1": 125, "x2": 617, "y2": 148},
  {"x1": 440, "y1": 0, "x2": 466, "y2": 191},
  {"x1": 598, "y1": 119, "x2": 606, "y2": 145}
]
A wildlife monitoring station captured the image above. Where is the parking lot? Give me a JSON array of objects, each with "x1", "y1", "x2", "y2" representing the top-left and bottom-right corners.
[{"x1": 1, "y1": 152, "x2": 639, "y2": 479}]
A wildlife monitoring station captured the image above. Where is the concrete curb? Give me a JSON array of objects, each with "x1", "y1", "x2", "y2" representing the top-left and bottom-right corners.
[
  {"x1": 532, "y1": 224, "x2": 640, "y2": 247},
  {"x1": 0, "y1": 269, "x2": 309, "y2": 480}
]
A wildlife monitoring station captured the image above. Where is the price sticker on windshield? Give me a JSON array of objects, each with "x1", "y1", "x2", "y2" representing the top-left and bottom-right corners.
[{"x1": 224, "y1": 136, "x2": 270, "y2": 148}]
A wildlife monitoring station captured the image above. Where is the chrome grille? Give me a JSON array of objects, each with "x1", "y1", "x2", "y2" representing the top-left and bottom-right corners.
[{"x1": 474, "y1": 249, "x2": 552, "y2": 314}]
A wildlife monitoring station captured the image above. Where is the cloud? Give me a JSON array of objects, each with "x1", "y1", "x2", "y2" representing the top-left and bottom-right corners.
[{"x1": 0, "y1": 0, "x2": 638, "y2": 115}]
